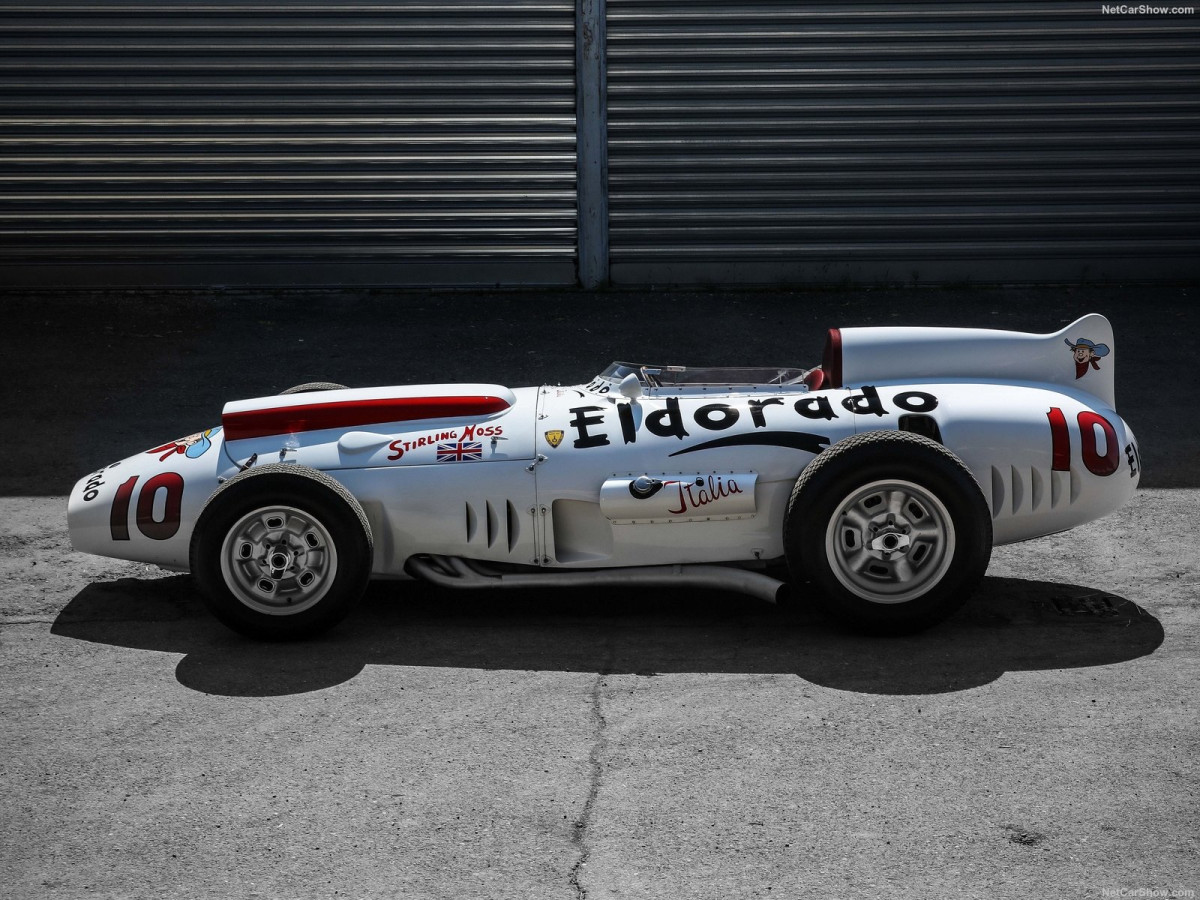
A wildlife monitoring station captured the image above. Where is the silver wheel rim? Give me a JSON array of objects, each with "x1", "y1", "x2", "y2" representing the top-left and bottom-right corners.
[
  {"x1": 824, "y1": 479, "x2": 955, "y2": 605},
  {"x1": 219, "y1": 505, "x2": 338, "y2": 616}
]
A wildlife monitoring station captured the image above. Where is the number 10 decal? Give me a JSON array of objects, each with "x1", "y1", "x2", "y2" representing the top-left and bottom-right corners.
[
  {"x1": 110, "y1": 473, "x2": 184, "y2": 541},
  {"x1": 1047, "y1": 408, "x2": 1120, "y2": 477}
]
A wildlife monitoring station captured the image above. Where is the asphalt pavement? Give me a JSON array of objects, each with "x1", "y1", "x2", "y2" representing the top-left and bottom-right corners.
[{"x1": 1, "y1": 284, "x2": 1197, "y2": 899}]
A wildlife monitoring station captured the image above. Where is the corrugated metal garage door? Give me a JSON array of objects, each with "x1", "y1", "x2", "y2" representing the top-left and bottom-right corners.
[
  {"x1": 607, "y1": 1, "x2": 1200, "y2": 285},
  {"x1": 0, "y1": 1, "x2": 577, "y2": 287}
]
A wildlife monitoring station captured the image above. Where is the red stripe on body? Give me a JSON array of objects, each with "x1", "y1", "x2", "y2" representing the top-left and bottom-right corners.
[{"x1": 223, "y1": 395, "x2": 511, "y2": 441}]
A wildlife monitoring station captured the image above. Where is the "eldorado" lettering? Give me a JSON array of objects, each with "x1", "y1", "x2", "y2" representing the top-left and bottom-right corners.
[{"x1": 567, "y1": 387, "x2": 937, "y2": 449}]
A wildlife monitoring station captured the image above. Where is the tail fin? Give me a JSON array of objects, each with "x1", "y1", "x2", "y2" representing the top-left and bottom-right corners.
[
  {"x1": 833, "y1": 313, "x2": 1118, "y2": 410},
  {"x1": 1054, "y1": 313, "x2": 1115, "y2": 410}
]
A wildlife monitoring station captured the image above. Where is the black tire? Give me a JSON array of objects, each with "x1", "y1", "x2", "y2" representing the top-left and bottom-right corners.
[
  {"x1": 279, "y1": 382, "x2": 349, "y2": 394},
  {"x1": 783, "y1": 430, "x2": 992, "y2": 633},
  {"x1": 189, "y1": 463, "x2": 373, "y2": 640}
]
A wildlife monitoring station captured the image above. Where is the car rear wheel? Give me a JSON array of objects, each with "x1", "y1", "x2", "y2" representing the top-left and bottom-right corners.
[
  {"x1": 190, "y1": 463, "x2": 372, "y2": 640},
  {"x1": 784, "y1": 430, "x2": 992, "y2": 633},
  {"x1": 279, "y1": 382, "x2": 348, "y2": 394}
]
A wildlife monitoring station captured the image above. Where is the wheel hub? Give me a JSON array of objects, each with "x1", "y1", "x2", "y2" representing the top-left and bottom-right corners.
[
  {"x1": 266, "y1": 545, "x2": 296, "y2": 575},
  {"x1": 868, "y1": 523, "x2": 913, "y2": 555},
  {"x1": 825, "y1": 479, "x2": 956, "y2": 604},
  {"x1": 219, "y1": 506, "x2": 338, "y2": 615}
]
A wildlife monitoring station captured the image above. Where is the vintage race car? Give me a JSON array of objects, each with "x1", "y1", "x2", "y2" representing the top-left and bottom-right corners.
[{"x1": 68, "y1": 313, "x2": 1140, "y2": 638}]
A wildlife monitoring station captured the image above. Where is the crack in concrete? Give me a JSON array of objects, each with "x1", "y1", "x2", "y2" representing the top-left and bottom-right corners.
[{"x1": 568, "y1": 640, "x2": 613, "y2": 900}]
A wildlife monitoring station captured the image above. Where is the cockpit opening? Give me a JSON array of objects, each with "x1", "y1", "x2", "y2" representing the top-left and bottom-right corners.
[{"x1": 596, "y1": 362, "x2": 823, "y2": 390}]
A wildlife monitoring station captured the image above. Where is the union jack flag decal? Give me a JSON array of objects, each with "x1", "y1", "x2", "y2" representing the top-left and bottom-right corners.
[{"x1": 436, "y1": 440, "x2": 483, "y2": 462}]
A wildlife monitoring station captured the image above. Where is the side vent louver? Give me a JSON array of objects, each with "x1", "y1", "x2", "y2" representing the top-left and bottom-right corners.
[
  {"x1": 485, "y1": 501, "x2": 500, "y2": 549},
  {"x1": 1010, "y1": 465, "x2": 1025, "y2": 516},
  {"x1": 464, "y1": 498, "x2": 521, "y2": 555},
  {"x1": 1030, "y1": 467, "x2": 1045, "y2": 512},
  {"x1": 993, "y1": 465, "x2": 1074, "y2": 519},
  {"x1": 990, "y1": 466, "x2": 1006, "y2": 520},
  {"x1": 506, "y1": 501, "x2": 520, "y2": 552},
  {"x1": 465, "y1": 502, "x2": 478, "y2": 542}
]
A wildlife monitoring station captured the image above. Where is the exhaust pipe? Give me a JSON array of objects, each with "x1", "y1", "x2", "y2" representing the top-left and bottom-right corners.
[{"x1": 407, "y1": 555, "x2": 786, "y2": 605}]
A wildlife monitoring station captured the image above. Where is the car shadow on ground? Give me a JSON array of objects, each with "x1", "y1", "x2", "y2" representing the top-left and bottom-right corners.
[{"x1": 51, "y1": 573, "x2": 1165, "y2": 698}]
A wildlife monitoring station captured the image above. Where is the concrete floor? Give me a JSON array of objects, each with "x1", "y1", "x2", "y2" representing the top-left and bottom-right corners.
[{"x1": 1, "y1": 285, "x2": 1197, "y2": 898}]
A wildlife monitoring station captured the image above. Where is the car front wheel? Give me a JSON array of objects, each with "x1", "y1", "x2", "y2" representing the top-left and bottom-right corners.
[{"x1": 190, "y1": 464, "x2": 373, "y2": 640}]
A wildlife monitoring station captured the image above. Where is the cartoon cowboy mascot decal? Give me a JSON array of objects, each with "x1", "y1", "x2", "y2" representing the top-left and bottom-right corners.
[
  {"x1": 147, "y1": 428, "x2": 219, "y2": 462},
  {"x1": 1065, "y1": 337, "x2": 1110, "y2": 380}
]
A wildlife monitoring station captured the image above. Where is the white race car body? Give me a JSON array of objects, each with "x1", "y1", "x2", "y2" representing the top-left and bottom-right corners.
[{"x1": 68, "y1": 313, "x2": 1140, "y2": 635}]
